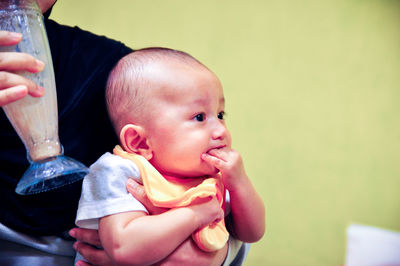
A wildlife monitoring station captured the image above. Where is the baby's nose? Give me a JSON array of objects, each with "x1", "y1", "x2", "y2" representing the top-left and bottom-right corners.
[{"x1": 211, "y1": 120, "x2": 227, "y2": 140}]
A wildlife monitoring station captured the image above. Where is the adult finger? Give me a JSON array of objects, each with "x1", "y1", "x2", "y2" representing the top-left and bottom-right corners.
[
  {"x1": 69, "y1": 228, "x2": 101, "y2": 247},
  {"x1": 0, "y1": 71, "x2": 45, "y2": 99},
  {"x1": 75, "y1": 260, "x2": 91, "y2": 266},
  {"x1": 126, "y1": 178, "x2": 147, "y2": 202},
  {"x1": 126, "y1": 178, "x2": 167, "y2": 215},
  {"x1": 0, "y1": 52, "x2": 45, "y2": 73},
  {"x1": 0, "y1": 85, "x2": 27, "y2": 106},
  {"x1": 0, "y1": 31, "x2": 22, "y2": 46},
  {"x1": 73, "y1": 242, "x2": 112, "y2": 266}
]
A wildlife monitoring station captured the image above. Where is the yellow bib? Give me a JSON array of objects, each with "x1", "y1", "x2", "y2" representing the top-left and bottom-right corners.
[{"x1": 114, "y1": 145, "x2": 229, "y2": 252}]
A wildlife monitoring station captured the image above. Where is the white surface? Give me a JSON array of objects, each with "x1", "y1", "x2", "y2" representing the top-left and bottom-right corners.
[{"x1": 345, "y1": 224, "x2": 400, "y2": 266}]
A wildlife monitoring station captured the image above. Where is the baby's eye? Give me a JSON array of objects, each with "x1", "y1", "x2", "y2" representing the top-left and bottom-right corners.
[
  {"x1": 194, "y1": 113, "x2": 205, "y2": 122},
  {"x1": 218, "y1": 111, "x2": 225, "y2": 120}
]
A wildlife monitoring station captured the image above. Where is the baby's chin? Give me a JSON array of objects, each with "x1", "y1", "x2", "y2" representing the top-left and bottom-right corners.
[
  {"x1": 161, "y1": 168, "x2": 218, "y2": 179},
  {"x1": 181, "y1": 167, "x2": 219, "y2": 178},
  {"x1": 201, "y1": 164, "x2": 220, "y2": 177}
]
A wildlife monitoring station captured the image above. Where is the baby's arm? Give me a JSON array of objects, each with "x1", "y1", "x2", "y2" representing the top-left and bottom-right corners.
[
  {"x1": 98, "y1": 196, "x2": 223, "y2": 266},
  {"x1": 202, "y1": 148, "x2": 265, "y2": 243}
]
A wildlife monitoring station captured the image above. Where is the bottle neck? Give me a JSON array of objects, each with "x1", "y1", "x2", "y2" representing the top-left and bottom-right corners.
[{"x1": 0, "y1": 0, "x2": 40, "y2": 12}]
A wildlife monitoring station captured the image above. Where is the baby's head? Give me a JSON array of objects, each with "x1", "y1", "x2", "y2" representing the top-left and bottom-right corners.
[
  {"x1": 107, "y1": 48, "x2": 205, "y2": 134},
  {"x1": 106, "y1": 47, "x2": 232, "y2": 178}
]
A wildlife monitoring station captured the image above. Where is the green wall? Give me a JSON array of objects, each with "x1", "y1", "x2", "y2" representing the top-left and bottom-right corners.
[{"x1": 51, "y1": 1, "x2": 400, "y2": 265}]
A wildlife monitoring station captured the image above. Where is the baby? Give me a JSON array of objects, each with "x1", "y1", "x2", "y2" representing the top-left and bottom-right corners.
[{"x1": 76, "y1": 47, "x2": 265, "y2": 265}]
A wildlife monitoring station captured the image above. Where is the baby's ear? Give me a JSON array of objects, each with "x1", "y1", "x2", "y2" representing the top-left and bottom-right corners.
[{"x1": 120, "y1": 124, "x2": 153, "y2": 160}]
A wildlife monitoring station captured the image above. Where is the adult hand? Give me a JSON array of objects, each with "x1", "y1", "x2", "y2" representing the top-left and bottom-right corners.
[
  {"x1": 0, "y1": 30, "x2": 45, "y2": 106},
  {"x1": 126, "y1": 178, "x2": 228, "y2": 266},
  {"x1": 126, "y1": 178, "x2": 168, "y2": 215},
  {"x1": 69, "y1": 228, "x2": 112, "y2": 266},
  {"x1": 68, "y1": 179, "x2": 171, "y2": 266},
  {"x1": 155, "y1": 238, "x2": 228, "y2": 266}
]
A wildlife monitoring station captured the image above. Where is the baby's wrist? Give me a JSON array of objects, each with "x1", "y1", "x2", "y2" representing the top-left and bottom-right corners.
[
  {"x1": 186, "y1": 204, "x2": 208, "y2": 229},
  {"x1": 225, "y1": 175, "x2": 250, "y2": 194}
]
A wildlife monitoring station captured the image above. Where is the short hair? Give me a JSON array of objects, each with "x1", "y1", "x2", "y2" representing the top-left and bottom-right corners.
[{"x1": 106, "y1": 47, "x2": 207, "y2": 135}]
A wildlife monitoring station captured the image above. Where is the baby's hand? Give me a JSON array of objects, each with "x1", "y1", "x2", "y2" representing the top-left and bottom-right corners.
[
  {"x1": 189, "y1": 196, "x2": 224, "y2": 229},
  {"x1": 201, "y1": 147, "x2": 247, "y2": 191}
]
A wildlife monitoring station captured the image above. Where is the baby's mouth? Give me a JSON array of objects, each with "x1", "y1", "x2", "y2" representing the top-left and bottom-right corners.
[{"x1": 206, "y1": 145, "x2": 226, "y2": 154}]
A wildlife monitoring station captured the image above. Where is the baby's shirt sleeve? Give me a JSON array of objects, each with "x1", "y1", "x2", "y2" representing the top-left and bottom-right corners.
[{"x1": 75, "y1": 152, "x2": 147, "y2": 229}]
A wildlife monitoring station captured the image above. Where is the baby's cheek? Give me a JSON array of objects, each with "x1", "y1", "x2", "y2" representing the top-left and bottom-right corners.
[{"x1": 226, "y1": 131, "x2": 233, "y2": 147}]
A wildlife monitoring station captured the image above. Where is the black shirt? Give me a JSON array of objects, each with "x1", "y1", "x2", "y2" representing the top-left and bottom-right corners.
[{"x1": 0, "y1": 18, "x2": 133, "y2": 236}]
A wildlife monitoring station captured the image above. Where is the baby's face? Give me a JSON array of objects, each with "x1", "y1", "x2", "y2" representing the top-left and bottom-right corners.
[{"x1": 142, "y1": 60, "x2": 232, "y2": 178}]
